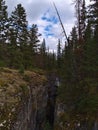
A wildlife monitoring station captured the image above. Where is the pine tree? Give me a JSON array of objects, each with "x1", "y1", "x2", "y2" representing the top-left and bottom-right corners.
[
  {"x1": 88, "y1": 0, "x2": 98, "y2": 24},
  {"x1": 0, "y1": 0, "x2": 8, "y2": 43},
  {"x1": 73, "y1": 0, "x2": 87, "y2": 82},
  {"x1": 57, "y1": 39, "x2": 62, "y2": 69},
  {"x1": 74, "y1": 0, "x2": 82, "y2": 42},
  {"x1": 88, "y1": 0, "x2": 98, "y2": 42},
  {"x1": 86, "y1": 0, "x2": 98, "y2": 80},
  {"x1": 74, "y1": 0, "x2": 87, "y2": 43},
  {"x1": 28, "y1": 24, "x2": 40, "y2": 53},
  {"x1": 8, "y1": 4, "x2": 28, "y2": 68},
  {"x1": 25, "y1": 24, "x2": 40, "y2": 69},
  {"x1": 88, "y1": 0, "x2": 98, "y2": 75},
  {"x1": 70, "y1": 26, "x2": 78, "y2": 50},
  {"x1": 80, "y1": 0, "x2": 86, "y2": 38},
  {"x1": 0, "y1": 0, "x2": 9, "y2": 66},
  {"x1": 39, "y1": 38, "x2": 46, "y2": 69},
  {"x1": 40, "y1": 39, "x2": 46, "y2": 54},
  {"x1": 56, "y1": 1, "x2": 98, "y2": 129},
  {"x1": 9, "y1": 4, "x2": 28, "y2": 47}
]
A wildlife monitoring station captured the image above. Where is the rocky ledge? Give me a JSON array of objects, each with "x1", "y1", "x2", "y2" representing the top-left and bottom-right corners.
[{"x1": 0, "y1": 68, "x2": 47, "y2": 130}]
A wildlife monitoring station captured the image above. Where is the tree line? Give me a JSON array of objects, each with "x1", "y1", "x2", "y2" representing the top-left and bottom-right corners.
[
  {"x1": 0, "y1": 0, "x2": 56, "y2": 71},
  {"x1": 56, "y1": 0, "x2": 98, "y2": 129}
]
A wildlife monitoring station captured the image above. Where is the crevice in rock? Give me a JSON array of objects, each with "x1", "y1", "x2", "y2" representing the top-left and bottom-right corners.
[{"x1": 46, "y1": 74, "x2": 59, "y2": 129}]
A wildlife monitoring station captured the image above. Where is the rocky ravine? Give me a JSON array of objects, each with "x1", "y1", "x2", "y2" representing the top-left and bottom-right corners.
[{"x1": 0, "y1": 68, "x2": 47, "y2": 130}]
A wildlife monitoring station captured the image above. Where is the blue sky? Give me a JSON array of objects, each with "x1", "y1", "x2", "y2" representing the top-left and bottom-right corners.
[
  {"x1": 6, "y1": 0, "x2": 90, "y2": 51},
  {"x1": 42, "y1": 10, "x2": 58, "y2": 24},
  {"x1": 41, "y1": 9, "x2": 59, "y2": 38}
]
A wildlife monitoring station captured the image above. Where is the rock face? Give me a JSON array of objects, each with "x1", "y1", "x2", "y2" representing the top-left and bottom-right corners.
[
  {"x1": 0, "y1": 68, "x2": 47, "y2": 130},
  {"x1": 13, "y1": 84, "x2": 47, "y2": 130},
  {"x1": 1, "y1": 68, "x2": 98, "y2": 130}
]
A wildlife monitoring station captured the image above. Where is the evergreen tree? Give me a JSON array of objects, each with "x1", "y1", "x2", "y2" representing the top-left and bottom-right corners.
[
  {"x1": 47, "y1": 51, "x2": 56, "y2": 71},
  {"x1": 74, "y1": 0, "x2": 82, "y2": 42},
  {"x1": 84, "y1": 20, "x2": 92, "y2": 41},
  {"x1": 39, "y1": 38, "x2": 46, "y2": 69},
  {"x1": 74, "y1": 0, "x2": 86, "y2": 43},
  {"x1": 87, "y1": 0, "x2": 98, "y2": 76},
  {"x1": 88, "y1": 0, "x2": 98, "y2": 25},
  {"x1": 9, "y1": 4, "x2": 28, "y2": 47},
  {"x1": 26, "y1": 24, "x2": 40, "y2": 68},
  {"x1": 80, "y1": 0, "x2": 86, "y2": 38},
  {"x1": 8, "y1": 4, "x2": 28, "y2": 68},
  {"x1": 52, "y1": 50, "x2": 56, "y2": 70},
  {"x1": 88, "y1": 0, "x2": 98, "y2": 42},
  {"x1": 0, "y1": 0, "x2": 8, "y2": 66},
  {"x1": 28, "y1": 24, "x2": 40, "y2": 53},
  {"x1": 40, "y1": 39, "x2": 46, "y2": 55},
  {"x1": 0, "y1": 0, "x2": 8, "y2": 43},
  {"x1": 58, "y1": 1, "x2": 98, "y2": 128},
  {"x1": 70, "y1": 26, "x2": 78, "y2": 50},
  {"x1": 57, "y1": 39, "x2": 62, "y2": 69}
]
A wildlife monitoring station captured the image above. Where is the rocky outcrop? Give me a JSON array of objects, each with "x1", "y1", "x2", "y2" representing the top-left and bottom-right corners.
[
  {"x1": 12, "y1": 84, "x2": 47, "y2": 130},
  {"x1": 0, "y1": 68, "x2": 47, "y2": 130}
]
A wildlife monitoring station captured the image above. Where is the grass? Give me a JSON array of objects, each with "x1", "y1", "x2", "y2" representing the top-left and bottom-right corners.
[{"x1": 0, "y1": 67, "x2": 47, "y2": 130}]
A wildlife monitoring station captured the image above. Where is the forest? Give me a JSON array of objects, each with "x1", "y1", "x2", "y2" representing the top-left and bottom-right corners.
[{"x1": 0, "y1": 0, "x2": 98, "y2": 130}]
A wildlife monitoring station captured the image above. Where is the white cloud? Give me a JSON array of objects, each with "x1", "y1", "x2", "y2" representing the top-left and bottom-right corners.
[{"x1": 6, "y1": 0, "x2": 90, "y2": 50}]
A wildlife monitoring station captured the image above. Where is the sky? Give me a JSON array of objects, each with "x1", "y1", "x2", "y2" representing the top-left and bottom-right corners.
[{"x1": 6, "y1": 0, "x2": 90, "y2": 51}]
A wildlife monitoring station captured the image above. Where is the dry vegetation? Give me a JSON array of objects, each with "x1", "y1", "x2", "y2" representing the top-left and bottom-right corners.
[{"x1": 0, "y1": 67, "x2": 47, "y2": 129}]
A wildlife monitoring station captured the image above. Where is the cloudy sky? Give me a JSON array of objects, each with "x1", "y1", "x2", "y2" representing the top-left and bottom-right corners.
[{"x1": 6, "y1": 0, "x2": 90, "y2": 51}]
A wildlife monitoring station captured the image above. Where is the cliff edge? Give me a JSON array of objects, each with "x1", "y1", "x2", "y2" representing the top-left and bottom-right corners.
[{"x1": 0, "y1": 68, "x2": 47, "y2": 130}]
